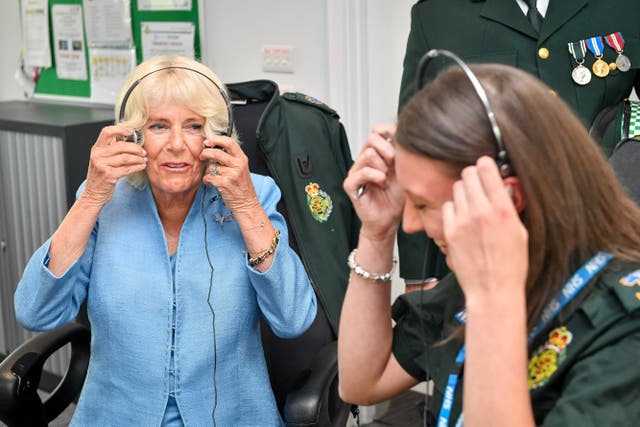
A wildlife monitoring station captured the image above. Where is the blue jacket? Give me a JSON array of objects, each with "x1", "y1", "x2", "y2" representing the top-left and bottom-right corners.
[{"x1": 14, "y1": 174, "x2": 317, "y2": 426}]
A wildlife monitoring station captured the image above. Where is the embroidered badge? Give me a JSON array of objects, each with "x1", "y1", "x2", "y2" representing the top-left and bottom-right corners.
[
  {"x1": 619, "y1": 269, "x2": 640, "y2": 301},
  {"x1": 528, "y1": 326, "x2": 573, "y2": 390},
  {"x1": 305, "y1": 182, "x2": 333, "y2": 223},
  {"x1": 304, "y1": 95, "x2": 323, "y2": 105}
]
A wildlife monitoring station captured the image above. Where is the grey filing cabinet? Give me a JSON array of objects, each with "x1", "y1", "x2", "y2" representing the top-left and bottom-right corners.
[{"x1": 0, "y1": 100, "x2": 113, "y2": 379}]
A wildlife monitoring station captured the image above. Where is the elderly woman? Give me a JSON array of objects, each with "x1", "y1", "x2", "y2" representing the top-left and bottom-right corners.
[
  {"x1": 339, "y1": 58, "x2": 640, "y2": 426},
  {"x1": 14, "y1": 56, "x2": 317, "y2": 426}
]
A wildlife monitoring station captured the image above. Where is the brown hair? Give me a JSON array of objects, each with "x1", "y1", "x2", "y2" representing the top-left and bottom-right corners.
[{"x1": 396, "y1": 63, "x2": 640, "y2": 332}]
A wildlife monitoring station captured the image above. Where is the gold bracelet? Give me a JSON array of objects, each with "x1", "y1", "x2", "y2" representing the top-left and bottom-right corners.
[
  {"x1": 347, "y1": 249, "x2": 397, "y2": 283},
  {"x1": 248, "y1": 229, "x2": 281, "y2": 266}
]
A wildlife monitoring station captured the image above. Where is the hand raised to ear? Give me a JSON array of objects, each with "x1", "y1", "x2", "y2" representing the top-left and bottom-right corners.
[
  {"x1": 442, "y1": 156, "x2": 529, "y2": 303},
  {"x1": 343, "y1": 125, "x2": 405, "y2": 242},
  {"x1": 83, "y1": 125, "x2": 148, "y2": 206}
]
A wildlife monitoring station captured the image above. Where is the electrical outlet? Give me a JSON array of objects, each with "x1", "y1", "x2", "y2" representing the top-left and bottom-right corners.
[{"x1": 262, "y1": 45, "x2": 294, "y2": 73}]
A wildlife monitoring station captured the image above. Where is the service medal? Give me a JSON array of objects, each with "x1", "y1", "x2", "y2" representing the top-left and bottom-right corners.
[
  {"x1": 568, "y1": 40, "x2": 591, "y2": 85},
  {"x1": 586, "y1": 36, "x2": 609, "y2": 78},
  {"x1": 592, "y1": 58, "x2": 610, "y2": 78},
  {"x1": 571, "y1": 64, "x2": 592, "y2": 85},
  {"x1": 615, "y1": 54, "x2": 631, "y2": 72},
  {"x1": 605, "y1": 32, "x2": 631, "y2": 72}
]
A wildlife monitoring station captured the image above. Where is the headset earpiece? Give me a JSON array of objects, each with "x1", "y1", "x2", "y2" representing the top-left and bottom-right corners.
[{"x1": 123, "y1": 129, "x2": 143, "y2": 144}]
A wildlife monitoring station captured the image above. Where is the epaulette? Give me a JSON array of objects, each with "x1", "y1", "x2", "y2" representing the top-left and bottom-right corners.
[
  {"x1": 282, "y1": 92, "x2": 339, "y2": 118},
  {"x1": 600, "y1": 262, "x2": 640, "y2": 314}
]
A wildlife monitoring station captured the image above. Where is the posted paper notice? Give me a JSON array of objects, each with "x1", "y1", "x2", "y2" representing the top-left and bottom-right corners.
[{"x1": 52, "y1": 4, "x2": 88, "y2": 80}]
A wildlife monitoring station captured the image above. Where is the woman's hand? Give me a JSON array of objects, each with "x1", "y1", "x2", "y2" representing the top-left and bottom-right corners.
[
  {"x1": 47, "y1": 126, "x2": 146, "y2": 275},
  {"x1": 200, "y1": 135, "x2": 260, "y2": 214},
  {"x1": 442, "y1": 156, "x2": 529, "y2": 303},
  {"x1": 82, "y1": 126, "x2": 148, "y2": 206},
  {"x1": 447, "y1": 157, "x2": 534, "y2": 427},
  {"x1": 343, "y1": 125, "x2": 405, "y2": 242}
]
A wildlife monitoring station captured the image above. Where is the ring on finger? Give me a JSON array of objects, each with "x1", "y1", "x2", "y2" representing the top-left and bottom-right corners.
[{"x1": 209, "y1": 164, "x2": 220, "y2": 176}]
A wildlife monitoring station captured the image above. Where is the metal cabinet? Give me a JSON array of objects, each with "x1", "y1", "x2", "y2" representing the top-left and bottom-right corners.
[{"x1": 0, "y1": 101, "x2": 113, "y2": 379}]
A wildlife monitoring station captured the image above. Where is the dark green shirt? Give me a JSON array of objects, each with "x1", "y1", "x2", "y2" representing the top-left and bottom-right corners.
[{"x1": 392, "y1": 258, "x2": 640, "y2": 425}]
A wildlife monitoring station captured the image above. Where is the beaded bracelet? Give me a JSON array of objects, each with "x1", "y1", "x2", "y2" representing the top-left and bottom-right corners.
[
  {"x1": 347, "y1": 248, "x2": 397, "y2": 283},
  {"x1": 248, "y1": 229, "x2": 281, "y2": 266}
]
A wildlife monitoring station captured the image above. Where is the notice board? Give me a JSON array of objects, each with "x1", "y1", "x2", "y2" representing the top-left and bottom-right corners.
[{"x1": 33, "y1": 0, "x2": 201, "y2": 102}]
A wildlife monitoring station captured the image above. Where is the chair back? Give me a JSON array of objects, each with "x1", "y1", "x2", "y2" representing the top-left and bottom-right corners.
[
  {"x1": 230, "y1": 82, "x2": 355, "y2": 426},
  {"x1": 609, "y1": 137, "x2": 640, "y2": 205}
]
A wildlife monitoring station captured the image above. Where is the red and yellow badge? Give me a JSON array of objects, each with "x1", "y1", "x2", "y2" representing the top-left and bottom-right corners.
[
  {"x1": 619, "y1": 269, "x2": 640, "y2": 301},
  {"x1": 305, "y1": 182, "x2": 333, "y2": 223},
  {"x1": 528, "y1": 326, "x2": 573, "y2": 390}
]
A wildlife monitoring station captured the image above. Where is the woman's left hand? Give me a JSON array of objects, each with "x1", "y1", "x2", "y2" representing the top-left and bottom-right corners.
[
  {"x1": 442, "y1": 156, "x2": 529, "y2": 303},
  {"x1": 201, "y1": 135, "x2": 260, "y2": 214}
]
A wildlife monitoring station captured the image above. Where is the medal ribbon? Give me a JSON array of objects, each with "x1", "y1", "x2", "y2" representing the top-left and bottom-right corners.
[
  {"x1": 586, "y1": 36, "x2": 605, "y2": 57},
  {"x1": 438, "y1": 251, "x2": 613, "y2": 427},
  {"x1": 604, "y1": 32, "x2": 626, "y2": 53},
  {"x1": 568, "y1": 40, "x2": 587, "y2": 63}
]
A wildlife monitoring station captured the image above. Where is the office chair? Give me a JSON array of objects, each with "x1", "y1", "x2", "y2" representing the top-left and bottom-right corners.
[
  {"x1": 589, "y1": 99, "x2": 640, "y2": 204},
  {"x1": 609, "y1": 136, "x2": 640, "y2": 205},
  {"x1": 0, "y1": 80, "x2": 358, "y2": 427}
]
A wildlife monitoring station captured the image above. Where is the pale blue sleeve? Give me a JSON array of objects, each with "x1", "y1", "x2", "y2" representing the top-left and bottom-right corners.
[
  {"x1": 14, "y1": 184, "x2": 95, "y2": 332},
  {"x1": 245, "y1": 175, "x2": 317, "y2": 338}
]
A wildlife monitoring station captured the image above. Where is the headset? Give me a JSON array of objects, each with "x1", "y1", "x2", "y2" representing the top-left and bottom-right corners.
[
  {"x1": 117, "y1": 65, "x2": 235, "y2": 143},
  {"x1": 415, "y1": 49, "x2": 512, "y2": 178}
]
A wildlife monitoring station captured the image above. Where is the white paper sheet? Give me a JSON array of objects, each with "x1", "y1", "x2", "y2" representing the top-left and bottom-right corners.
[
  {"x1": 138, "y1": 0, "x2": 192, "y2": 11},
  {"x1": 89, "y1": 47, "x2": 137, "y2": 104},
  {"x1": 140, "y1": 21, "x2": 195, "y2": 60},
  {"x1": 52, "y1": 4, "x2": 88, "y2": 80},
  {"x1": 84, "y1": 0, "x2": 134, "y2": 47},
  {"x1": 21, "y1": 0, "x2": 52, "y2": 68}
]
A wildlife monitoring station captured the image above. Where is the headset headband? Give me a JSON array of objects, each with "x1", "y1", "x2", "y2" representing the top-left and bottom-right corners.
[
  {"x1": 118, "y1": 66, "x2": 235, "y2": 137},
  {"x1": 416, "y1": 49, "x2": 512, "y2": 177}
]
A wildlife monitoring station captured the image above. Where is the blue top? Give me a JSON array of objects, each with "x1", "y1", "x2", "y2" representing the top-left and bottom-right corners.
[{"x1": 14, "y1": 174, "x2": 317, "y2": 427}]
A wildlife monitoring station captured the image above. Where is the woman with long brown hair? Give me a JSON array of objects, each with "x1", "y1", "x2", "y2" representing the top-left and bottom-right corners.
[{"x1": 339, "y1": 59, "x2": 640, "y2": 426}]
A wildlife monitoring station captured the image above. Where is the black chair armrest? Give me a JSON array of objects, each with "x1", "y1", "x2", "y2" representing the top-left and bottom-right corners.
[
  {"x1": 0, "y1": 322, "x2": 90, "y2": 427},
  {"x1": 283, "y1": 340, "x2": 351, "y2": 427}
]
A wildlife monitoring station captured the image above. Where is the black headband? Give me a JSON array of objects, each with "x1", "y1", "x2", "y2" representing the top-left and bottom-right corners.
[{"x1": 415, "y1": 49, "x2": 512, "y2": 177}]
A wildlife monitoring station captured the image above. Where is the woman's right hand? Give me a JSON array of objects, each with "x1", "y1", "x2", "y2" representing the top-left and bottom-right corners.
[
  {"x1": 81, "y1": 125, "x2": 148, "y2": 206},
  {"x1": 343, "y1": 125, "x2": 405, "y2": 241}
]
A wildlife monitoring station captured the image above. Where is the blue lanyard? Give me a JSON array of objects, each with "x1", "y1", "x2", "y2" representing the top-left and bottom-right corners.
[{"x1": 437, "y1": 251, "x2": 612, "y2": 427}]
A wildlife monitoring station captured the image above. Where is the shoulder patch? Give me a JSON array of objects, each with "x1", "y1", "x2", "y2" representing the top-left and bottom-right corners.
[
  {"x1": 603, "y1": 266, "x2": 640, "y2": 313},
  {"x1": 528, "y1": 326, "x2": 573, "y2": 390},
  {"x1": 282, "y1": 92, "x2": 339, "y2": 117}
]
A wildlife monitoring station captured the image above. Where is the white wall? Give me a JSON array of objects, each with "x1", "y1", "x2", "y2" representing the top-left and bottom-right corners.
[
  {"x1": 200, "y1": 0, "x2": 329, "y2": 100},
  {"x1": 0, "y1": 1, "x2": 25, "y2": 101},
  {"x1": 367, "y1": 0, "x2": 413, "y2": 126},
  {"x1": 200, "y1": 0, "x2": 413, "y2": 156}
]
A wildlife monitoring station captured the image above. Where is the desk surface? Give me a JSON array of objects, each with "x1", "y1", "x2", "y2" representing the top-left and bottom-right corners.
[{"x1": 0, "y1": 100, "x2": 114, "y2": 137}]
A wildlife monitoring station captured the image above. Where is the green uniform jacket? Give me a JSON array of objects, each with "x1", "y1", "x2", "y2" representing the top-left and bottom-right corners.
[
  {"x1": 398, "y1": 0, "x2": 640, "y2": 281},
  {"x1": 391, "y1": 258, "x2": 640, "y2": 425},
  {"x1": 227, "y1": 80, "x2": 359, "y2": 332}
]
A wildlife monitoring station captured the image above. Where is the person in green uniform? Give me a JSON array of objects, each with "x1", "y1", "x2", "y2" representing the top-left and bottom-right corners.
[
  {"x1": 338, "y1": 61, "x2": 640, "y2": 425},
  {"x1": 398, "y1": 0, "x2": 640, "y2": 288}
]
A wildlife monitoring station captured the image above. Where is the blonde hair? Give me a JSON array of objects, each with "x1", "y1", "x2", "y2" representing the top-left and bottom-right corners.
[{"x1": 115, "y1": 55, "x2": 234, "y2": 188}]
